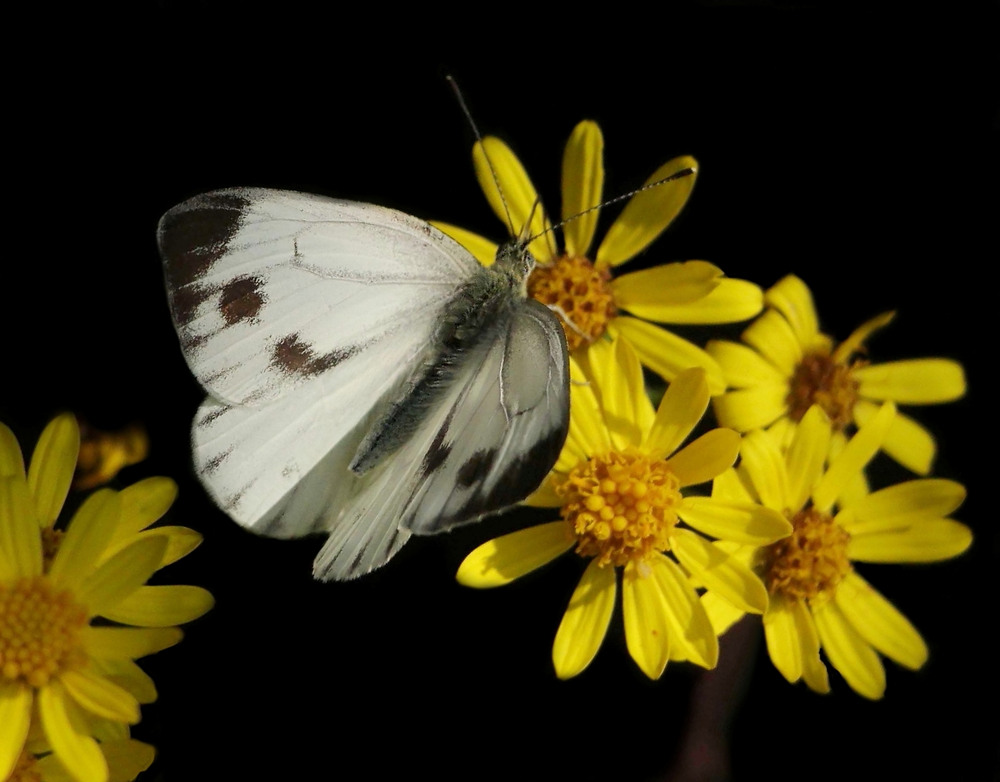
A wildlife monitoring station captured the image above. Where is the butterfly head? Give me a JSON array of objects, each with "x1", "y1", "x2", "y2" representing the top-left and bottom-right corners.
[{"x1": 493, "y1": 238, "x2": 537, "y2": 290}]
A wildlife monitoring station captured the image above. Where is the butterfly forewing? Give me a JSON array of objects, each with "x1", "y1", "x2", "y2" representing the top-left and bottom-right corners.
[{"x1": 159, "y1": 189, "x2": 473, "y2": 407}]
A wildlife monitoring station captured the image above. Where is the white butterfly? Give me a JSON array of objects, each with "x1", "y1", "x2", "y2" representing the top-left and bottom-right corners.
[{"x1": 158, "y1": 188, "x2": 569, "y2": 580}]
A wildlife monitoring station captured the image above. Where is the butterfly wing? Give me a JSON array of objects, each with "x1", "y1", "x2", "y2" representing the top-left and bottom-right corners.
[
  {"x1": 312, "y1": 296, "x2": 569, "y2": 580},
  {"x1": 159, "y1": 188, "x2": 480, "y2": 537}
]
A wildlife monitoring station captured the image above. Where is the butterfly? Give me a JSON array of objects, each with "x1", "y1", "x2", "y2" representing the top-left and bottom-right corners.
[{"x1": 158, "y1": 188, "x2": 570, "y2": 580}]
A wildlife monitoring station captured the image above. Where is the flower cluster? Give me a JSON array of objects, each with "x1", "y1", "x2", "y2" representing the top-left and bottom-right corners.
[
  {"x1": 0, "y1": 415, "x2": 213, "y2": 782},
  {"x1": 452, "y1": 120, "x2": 971, "y2": 694}
]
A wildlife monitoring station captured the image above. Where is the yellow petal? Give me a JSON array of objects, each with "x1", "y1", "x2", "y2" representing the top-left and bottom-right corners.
[
  {"x1": 644, "y1": 367, "x2": 710, "y2": 458},
  {"x1": 711, "y1": 385, "x2": 789, "y2": 432},
  {"x1": 589, "y1": 336, "x2": 654, "y2": 450},
  {"x1": 854, "y1": 399, "x2": 936, "y2": 475},
  {"x1": 834, "y1": 572, "x2": 927, "y2": 670},
  {"x1": 666, "y1": 429, "x2": 741, "y2": 487},
  {"x1": 103, "y1": 740, "x2": 156, "y2": 782},
  {"x1": 678, "y1": 497, "x2": 792, "y2": 545},
  {"x1": 763, "y1": 594, "x2": 828, "y2": 692},
  {"x1": 28, "y1": 413, "x2": 80, "y2": 528},
  {"x1": 561, "y1": 120, "x2": 604, "y2": 257},
  {"x1": 712, "y1": 466, "x2": 757, "y2": 504},
  {"x1": 812, "y1": 599, "x2": 886, "y2": 699},
  {"x1": 764, "y1": 275, "x2": 820, "y2": 347},
  {"x1": 114, "y1": 477, "x2": 178, "y2": 538},
  {"x1": 812, "y1": 402, "x2": 895, "y2": 513},
  {"x1": 473, "y1": 136, "x2": 554, "y2": 263},
  {"x1": 784, "y1": 405, "x2": 831, "y2": 514},
  {"x1": 563, "y1": 356, "x2": 611, "y2": 460},
  {"x1": 78, "y1": 536, "x2": 169, "y2": 616},
  {"x1": 622, "y1": 562, "x2": 672, "y2": 679},
  {"x1": 595, "y1": 155, "x2": 698, "y2": 268},
  {"x1": 648, "y1": 554, "x2": 718, "y2": 669},
  {"x1": 552, "y1": 560, "x2": 616, "y2": 679},
  {"x1": 847, "y1": 519, "x2": 972, "y2": 563},
  {"x1": 672, "y1": 529, "x2": 767, "y2": 613},
  {"x1": 828, "y1": 430, "x2": 870, "y2": 509},
  {"x1": 82, "y1": 626, "x2": 183, "y2": 660},
  {"x1": 0, "y1": 422, "x2": 25, "y2": 479},
  {"x1": 631, "y1": 277, "x2": 763, "y2": 325},
  {"x1": 856, "y1": 358, "x2": 966, "y2": 404},
  {"x1": 100, "y1": 585, "x2": 215, "y2": 627},
  {"x1": 456, "y1": 522, "x2": 573, "y2": 588},
  {"x1": 707, "y1": 339, "x2": 786, "y2": 388},
  {"x1": 0, "y1": 682, "x2": 33, "y2": 781},
  {"x1": 611, "y1": 260, "x2": 722, "y2": 315},
  {"x1": 737, "y1": 430, "x2": 790, "y2": 511},
  {"x1": 0, "y1": 475, "x2": 43, "y2": 578},
  {"x1": 841, "y1": 478, "x2": 966, "y2": 533},
  {"x1": 831, "y1": 311, "x2": 895, "y2": 364},
  {"x1": 701, "y1": 591, "x2": 747, "y2": 636},
  {"x1": 741, "y1": 309, "x2": 803, "y2": 376},
  {"x1": 428, "y1": 222, "x2": 499, "y2": 267},
  {"x1": 609, "y1": 317, "x2": 725, "y2": 393},
  {"x1": 48, "y1": 490, "x2": 120, "y2": 590},
  {"x1": 59, "y1": 668, "x2": 140, "y2": 724},
  {"x1": 102, "y1": 526, "x2": 203, "y2": 570},
  {"x1": 91, "y1": 658, "x2": 158, "y2": 704},
  {"x1": 39, "y1": 681, "x2": 109, "y2": 782}
]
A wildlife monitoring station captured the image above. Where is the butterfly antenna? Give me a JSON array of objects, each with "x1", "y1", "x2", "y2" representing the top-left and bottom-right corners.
[
  {"x1": 525, "y1": 165, "x2": 697, "y2": 246},
  {"x1": 447, "y1": 75, "x2": 518, "y2": 237}
]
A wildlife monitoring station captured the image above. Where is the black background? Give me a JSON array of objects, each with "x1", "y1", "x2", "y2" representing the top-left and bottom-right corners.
[{"x1": 3, "y1": 4, "x2": 996, "y2": 780}]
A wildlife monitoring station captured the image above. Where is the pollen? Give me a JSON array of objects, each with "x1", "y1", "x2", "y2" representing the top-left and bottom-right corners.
[
  {"x1": 787, "y1": 349, "x2": 862, "y2": 429},
  {"x1": 764, "y1": 507, "x2": 851, "y2": 603},
  {"x1": 528, "y1": 254, "x2": 616, "y2": 351},
  {"x1": 0, "y1": 576, "x2": 88, "y2": 688},
  {"x1": 556, "y1": 447, "x2": 682, "y2": 568}
]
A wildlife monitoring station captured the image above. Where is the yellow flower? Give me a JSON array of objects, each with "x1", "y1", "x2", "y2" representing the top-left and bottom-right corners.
[
  {"x1": 0, "y1": 414, "x2": 214, "y2": 782},
  {"x1": 709, "y1": 274, "x2": 966, "y2": 474},
  {"x1": 705, "y1": 403, "x2": 972, "y2": 699},
  {"x1": 457, "y1": 338, "x2": 790, "y2": 680},
  {"x1": 434, "y1": 120, "x2": 764, "y2": 394}
]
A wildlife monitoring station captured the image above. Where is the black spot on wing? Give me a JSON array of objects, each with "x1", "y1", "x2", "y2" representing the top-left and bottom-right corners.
[
  {"x1": 198, "y1": 404, "x2": 228, "y2": 427},
  {"x1": 201, "y1": 446, "x2": 232, "y2": 476},
  {"x1": 159, "y1": 191, "x2": 249, "y2": 290},
  {"x1": 420, "y1": 413, "x2": 453, "y2": 477},
  {"x1": 270, "y1": 334, "x2": 358, "y2": 377},
  {"x1": 456, "y1": 447, "x2": 498, "y2": 488},
  {"x1": 170, "y1": 282, "x2": 212, "y2": 330},
  {"x1": 220, "y1": 276, "x2": 266, "y2": 325}
]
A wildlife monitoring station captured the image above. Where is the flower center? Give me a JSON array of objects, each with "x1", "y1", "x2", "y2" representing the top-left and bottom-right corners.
[
  {"x1": 763, "y1": 507, "x2": 851, "y2": 603},
  {"x1": 528, "y1": 254, "x2": 616, "y2": 351},
  {"x1": 556, "y1": 447, "x2": 682, "y2": 568},
  {"x1": 0, "y1": 576, "x2": 88, "y2": 688},
  {"x1": 786, "y1": 349, "x2": 862, "y2": 429}
]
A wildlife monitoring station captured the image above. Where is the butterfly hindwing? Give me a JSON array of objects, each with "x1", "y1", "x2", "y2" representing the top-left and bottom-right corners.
[{"x1": 312, "y1": 297, "x2": 569, "y2": 580}]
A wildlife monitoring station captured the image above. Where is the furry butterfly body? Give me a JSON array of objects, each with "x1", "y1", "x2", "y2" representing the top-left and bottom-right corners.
[{"x1": 158, "y1": 188, "x2": 569, "y2": 580}]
